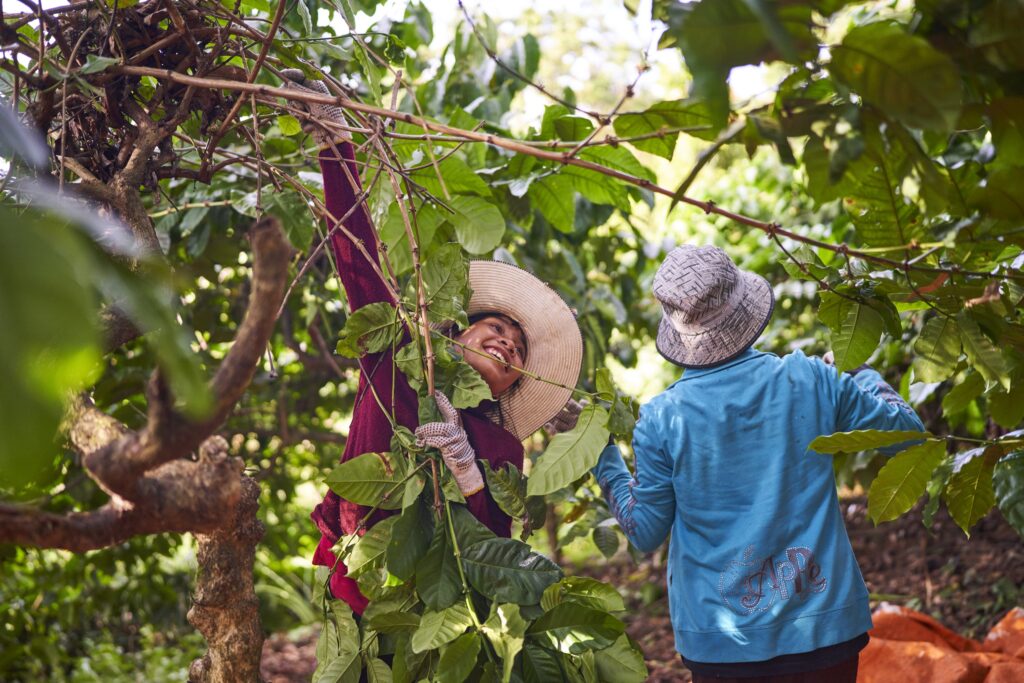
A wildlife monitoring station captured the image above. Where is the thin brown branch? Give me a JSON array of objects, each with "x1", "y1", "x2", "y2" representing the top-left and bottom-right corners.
[
  {"x1": 201, "y1": 0, "x2": 286, "y2": 172},
  {"x1": 105, "y1": 65, "x2": 1024, "y2": 283}
]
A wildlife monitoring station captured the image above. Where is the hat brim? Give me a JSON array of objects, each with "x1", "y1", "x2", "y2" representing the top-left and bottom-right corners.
[
  {"x1": 655, "y1": 271, "x2": 774, "y2": 369},
  {"x1": 466, "y1": 261, "x2": 583, "y2": 439}
]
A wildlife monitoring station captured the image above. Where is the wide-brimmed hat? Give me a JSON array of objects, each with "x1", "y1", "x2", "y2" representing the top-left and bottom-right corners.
[
  {"x1": 653, "y1": 245, "x2": 774, "y2": 369},
  {"x1": 465, "y1": 261, "x2": 582, "y2": 440}
]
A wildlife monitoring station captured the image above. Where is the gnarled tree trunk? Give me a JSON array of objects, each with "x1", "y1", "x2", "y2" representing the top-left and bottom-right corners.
[{"x1": 188, "y1": 470, "x2": 266, "y2": 683}]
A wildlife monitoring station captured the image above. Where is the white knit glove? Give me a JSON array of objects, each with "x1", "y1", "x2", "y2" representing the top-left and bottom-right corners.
[
  {"x1": 279, "y1": 69, "x2": 351, "y2": 149},
  {"x1": 415, "y1": 391, "x2": 484, "y2": 497},
  {"x1": 543, "y1": 398, "x2": 587, "y2": 436}
]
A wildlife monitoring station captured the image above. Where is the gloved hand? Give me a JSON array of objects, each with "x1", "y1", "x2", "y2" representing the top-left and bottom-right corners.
[
  {"x1": 279, "y1": 68, "x2": 351, "y2": 149},
  {"x1": 544, "y1": 397, "x2": 587, "y2": 436},
  {"x1": 415, "y1": 391, "x2": 484, "y2": 496}
]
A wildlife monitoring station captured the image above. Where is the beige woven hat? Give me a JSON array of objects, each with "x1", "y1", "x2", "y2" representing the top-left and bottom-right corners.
[
  {"x1": 653, "y1": 245, "x2": 774, "y2": 368},
  {"x1": 465, "y1": 261, "x2": 583, "y2": 440}
]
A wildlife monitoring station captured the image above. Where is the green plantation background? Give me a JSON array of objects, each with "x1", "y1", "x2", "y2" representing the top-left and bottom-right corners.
[{"x1": 2, "y1": 0, "x2": 1023, "y2": 680}]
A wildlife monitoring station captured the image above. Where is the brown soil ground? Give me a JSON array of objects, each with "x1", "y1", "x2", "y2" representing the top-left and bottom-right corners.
[{"x1": 260, "y1": 497, "x2": 1024, "y2": 682}]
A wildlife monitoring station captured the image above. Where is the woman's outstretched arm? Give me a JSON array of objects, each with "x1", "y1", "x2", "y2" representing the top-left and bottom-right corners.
[{"x1": 318, "y1": 142, "x2": 393, "y2": 310}]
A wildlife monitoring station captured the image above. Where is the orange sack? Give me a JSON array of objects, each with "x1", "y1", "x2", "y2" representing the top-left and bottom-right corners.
[{"x1": 858, "y1": 605, "x2": 1024, "y2": 683}]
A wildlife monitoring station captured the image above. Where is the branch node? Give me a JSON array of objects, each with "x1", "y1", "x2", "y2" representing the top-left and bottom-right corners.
[{"x1": 702, "y1": 200, "x2": 716, "y2": 214}]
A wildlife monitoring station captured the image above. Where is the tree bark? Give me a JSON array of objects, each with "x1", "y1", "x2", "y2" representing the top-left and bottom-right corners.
[{"x1": 187, "y1": 474, "x2": 266, "y2": 683}]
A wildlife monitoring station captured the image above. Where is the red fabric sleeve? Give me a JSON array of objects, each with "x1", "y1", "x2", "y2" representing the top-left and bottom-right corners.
[{"x1": 318, "y1": 143, "x2": 393, "y2": 310}]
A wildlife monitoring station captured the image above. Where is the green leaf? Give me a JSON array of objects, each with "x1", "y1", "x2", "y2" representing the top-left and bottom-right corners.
[
  {"x1": 263, "y1": 192, "x2": 314, "y2": 251},
  {"x1": 924, "y1": 455, "x2": 954, "y2": 528},
  {"x1": 945, "y1": 447, "x2": 998, "y2": 536},
  {"x1": 613, "y1": 99, "x2": 716, "y2": 158},
  {"x1": 594, "y1": 634, "x2": 648, "y2": 683},
  {"x1": 529, "y1": 175, "x2": 576, "y2": 233},
  {"x1": 831, "y1": 302, "x2": 885, "y2": 372},
  {"x1": 521, "y1": 644, "x2": 563, "y2": 683},
  {"x1": 461, "y1": 538, "x2": 562, "y2": 604},
  {"x1": 483, "y1": 462, "x2": 527, "y2": 519},
  {"x1": 326, "y1": 452, "x2": 403, "y2": 510},
  {"x1": 79, "y1": 55, "x2": 120, "y2": 75},
  {"x1": 337, "y1": 303, "x2": 401, "y2": 358},
  {"x1": 481, "y1": 604, "x2": 527, "y2": 683},
  {"x1": 527, "y1": 602, "x2": 624, "y2": 655},
  {"x1": 380, "y1": 201, "x2": 445, "y2": 276},
  {"x1": 830, "y1": 22, "x2": 962, "y2": 132},
  {"x1": 365, "y1": 658, "x2": 392, "y2": 683},
  {"x1": 913, "y1": 316, "x2": 961, "y2": 383},
  {"x1": 988, "y1": 380, "x2": 1024, "y2": 428},
  {"x1": 662, "y1": 0, "x2": 815, "y2": 129},
  {"x1": 968, "y1": 167, "x2": 1024, "y2": 219},
  {"x1": 867, "y1": 440, "x2": 947, "y2": 524},
  {"x1": 541, "y1": 577, "x2": 625, "y2": 613},
  {"x1": 780, "y1": 243, "x2": 831, "y2": 282},
  {"x1": 0, "y1": 212, "x2": 100, "y2": 490},
  {"x1": 296, "y1": 0, "x2": 313, "y2": 35},
  {"x1": 278, "y1": 114, "x2": 303, "y2": 136},
  {"x1": 415, "y1": 525, "x2": 462, "y2": 610},
  {"x1": 576, "y1": 146, "x2": 656, "y2": 183},
  {"x1": 446, "y1": 361, "x2": 492, "y2": 409},
  {"x1": 423, "y1": 244, "x2": 470, "y2": 325},
  {"x1": 840, "y1": 124, "x2": 920, "y2": 248},
  {"x1": 592, "y1": 526, "x2": 620, "y2": 559},
  {"x1": 527, "y1": 405, "x2": 611, "y2": 496},
  {"x1": 314, "y1": 601, "x2": 361, "y2": 683},
  {"x1": 809, "y1": 429, "x2": 930, "y2": 454},
  {"x1": 387, "y1": 497, "x2": 434, "y2": 580},
  {"x1": 970, "y1": 0, "x2": 1024, "y2": 71},
  {"x1": 436, "y1": 632, "x2": 482, "y2": 683},
  {"x1": 942, "y1": 371, "x2": 985, "y2": 415},
  {"x1": 554, "y1": 116, "x2": 595, "y2": 142},
  {"x1": 994, "y1": 451, "x2": 1024, "y2": 539},
  {"x1": 364, "y1": 610, "x2": 421, "y2": 634},
  {"x1": 449, "y1": 503, "x2": 498, "y2": 549},
  {"x1": 447, "y1": 196, "x2": 505, "y2": 255},
  {"x1": 411, "y1": 602, "x2": 473, "y2": 653},
  {"x1": 988, "y1": 98, "x2": 1024, "y2": 168},
  {"x1": 803, "y1": 135, "x2": 850, "y2": 204},
  {"x1": 818, "y1": 290, "x2": 856, "y2": 333},
  {"x1": 410, "y1": 156, "x2": 492, "y2": 198},
  {"x1": 958, "y1": 312, "x2": 1010, "y2": 390},
  {"x1": 345, "y1": 516, "x2": 398, "y2": 577}
]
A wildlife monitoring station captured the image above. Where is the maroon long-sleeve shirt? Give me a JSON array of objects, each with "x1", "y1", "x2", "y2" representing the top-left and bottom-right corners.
[{"x1": 310, "y1": 143, "x2": 524, "y2": 614}]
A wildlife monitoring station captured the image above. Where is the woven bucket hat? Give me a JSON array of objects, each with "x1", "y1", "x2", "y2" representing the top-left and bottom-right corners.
[
  {"x1": 465, "y1": 261, "x2": 583, "y2": 439},
  {"x1": 653, "y1": 245, "x2": 774, "y2": 369}
]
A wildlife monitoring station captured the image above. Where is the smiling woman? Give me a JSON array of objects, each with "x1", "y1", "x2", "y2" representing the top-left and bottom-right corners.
[{"x1": 280, "y1": 71, "x2": 585, "y2": 618}]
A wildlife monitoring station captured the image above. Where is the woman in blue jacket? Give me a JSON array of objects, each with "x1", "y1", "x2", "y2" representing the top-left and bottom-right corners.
[{"x1": 594, "y1": 245, "x2": 925, "y2": 682}]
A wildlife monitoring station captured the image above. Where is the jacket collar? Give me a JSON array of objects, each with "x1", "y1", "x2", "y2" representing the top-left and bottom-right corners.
[{"x1": 680, "y1": 347, "x2": 763, "y2": 380}]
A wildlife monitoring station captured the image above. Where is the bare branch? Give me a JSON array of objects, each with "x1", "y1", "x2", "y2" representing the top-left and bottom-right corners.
[{"x1": 83, "y1": 217, "x2": 290, "y2": 499}]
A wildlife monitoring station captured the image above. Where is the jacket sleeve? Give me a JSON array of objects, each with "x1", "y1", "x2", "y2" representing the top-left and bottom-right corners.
[
  {"x1": 831, "y1": 364, "x2": 926, "y2": 453},
  {"x1": 319, "y1": 143, "x2": 393, "y2": 309},
  {"x1": 592, "y1": 406, "x2": 675, "y2": 553}
]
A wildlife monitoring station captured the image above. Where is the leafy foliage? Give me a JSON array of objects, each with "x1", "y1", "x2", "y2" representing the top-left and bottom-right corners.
[{"x1": 3, "y1": 0, "x2": 1024, "y2": 677}]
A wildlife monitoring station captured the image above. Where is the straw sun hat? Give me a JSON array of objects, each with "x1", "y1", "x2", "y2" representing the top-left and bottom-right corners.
[
  {"x1": 653, "y1": 245, "x2": 775, "y2": 369},
  {"x1": 463, "y1": 261, "x2": 582, "y2": 440}
]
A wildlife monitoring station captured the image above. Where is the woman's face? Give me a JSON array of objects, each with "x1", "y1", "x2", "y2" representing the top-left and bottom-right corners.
[{"x1": 454, "y1": 315, "x2": 527, "y2": 397}]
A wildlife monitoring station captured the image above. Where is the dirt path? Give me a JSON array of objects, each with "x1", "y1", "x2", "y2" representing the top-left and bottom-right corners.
[{"x1": 260, "y1": 498, "x2": 1024, "y2": 682}]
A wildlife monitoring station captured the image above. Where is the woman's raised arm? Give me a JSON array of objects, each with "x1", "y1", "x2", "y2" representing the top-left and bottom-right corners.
[{"x1": 319, "y1": 143, "x2": 393, "y2": 310}]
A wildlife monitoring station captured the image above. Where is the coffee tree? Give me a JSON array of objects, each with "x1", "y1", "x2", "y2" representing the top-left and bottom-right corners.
[{"x1": 0, "y1": 0, "x2": 1021, "y2": 680}]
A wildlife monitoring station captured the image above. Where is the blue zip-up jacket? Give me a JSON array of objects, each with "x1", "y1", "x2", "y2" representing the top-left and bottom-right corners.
[{"x1": 594, "y1": 348, "x2": 925, "y2": 664}]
